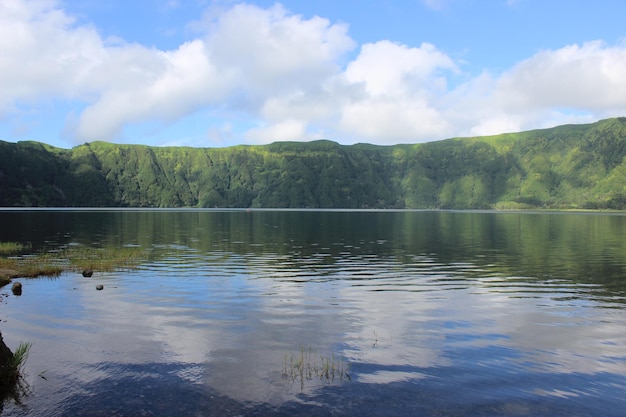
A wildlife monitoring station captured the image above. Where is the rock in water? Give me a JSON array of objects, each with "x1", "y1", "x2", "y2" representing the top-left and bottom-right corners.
[
  {"x1": 82, "y1": 269, "x2": 93, "y2": 277},
  {"x1": 96, "y1": 284, "x2": 104, "y2": 291},
  {"x1": 11, "y1": 282, "x2": 22, "y2": 296},
  {"x1": 0, "y1": 331, "x2": 15, "y2": 383}
]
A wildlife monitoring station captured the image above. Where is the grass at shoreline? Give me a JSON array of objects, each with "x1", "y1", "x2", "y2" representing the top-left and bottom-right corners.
[
  {"x1": 0, "y1": 243, "x2": 148, "y2": 285},
  {"x1": 0, "y1": 242, "x2": 31, "y2": 256}
]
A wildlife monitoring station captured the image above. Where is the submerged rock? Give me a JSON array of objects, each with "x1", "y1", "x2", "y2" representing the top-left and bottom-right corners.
[
  {"x1": 10, "y1": 282, "x2": 21, "y2": 296},
  {"x1": 95, "y1": 284, "x2": 104, "y2": 291},
  {"x1": 0, "y1": 332, "x2": 15, "y2": 385}
]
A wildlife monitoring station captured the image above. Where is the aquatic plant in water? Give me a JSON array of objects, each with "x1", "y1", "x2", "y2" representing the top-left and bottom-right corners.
[
  {"x1": 0, "y1": 339, "x2": 31, "y2": 406},
  {"x1": 282, "y1": 347, "x2": 351, "y2": 390}
]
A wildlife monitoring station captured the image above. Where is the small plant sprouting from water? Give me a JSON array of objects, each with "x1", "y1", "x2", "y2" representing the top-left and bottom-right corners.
[
  {"x1": 9, "y1": 342, "x2": 31, "y2": 377},
  {"x1": 282, "y1": 347, "x2": 351, "y2": 390}
]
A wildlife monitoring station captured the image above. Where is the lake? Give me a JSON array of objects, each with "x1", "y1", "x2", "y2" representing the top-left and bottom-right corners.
[{"x1": 0, "y1": 209, "x2": 625, "y2": 416}]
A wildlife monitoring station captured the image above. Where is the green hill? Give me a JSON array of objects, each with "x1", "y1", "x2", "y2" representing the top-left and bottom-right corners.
[{"x1": 2, "y1": 117, "x2": 626, "y2": 209}]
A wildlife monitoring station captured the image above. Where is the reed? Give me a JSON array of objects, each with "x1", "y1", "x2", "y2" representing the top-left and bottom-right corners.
[
  {"x1": 282, "y1": 347, "x2": 351, "y2": 389},
  {"x1": 0, "y1": 341, "x2": 31, "y2": 404},
  {"x1": 7, "y1": 342, "x2": 31, "y2": 379}
]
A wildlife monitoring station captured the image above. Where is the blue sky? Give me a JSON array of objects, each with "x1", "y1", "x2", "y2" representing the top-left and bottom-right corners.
[{"x1": 2, "y1": 0, "x2": 626, "y2": 149}]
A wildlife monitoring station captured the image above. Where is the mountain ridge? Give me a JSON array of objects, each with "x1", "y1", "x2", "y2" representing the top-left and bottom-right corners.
[{"x1": 2, "y1": 117, "x2": 626, "y2": 209}]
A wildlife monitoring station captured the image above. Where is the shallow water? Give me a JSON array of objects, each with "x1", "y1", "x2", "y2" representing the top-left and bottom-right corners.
[{"x1": 1, "y1": 210, "x2": 625, "y2": 416}]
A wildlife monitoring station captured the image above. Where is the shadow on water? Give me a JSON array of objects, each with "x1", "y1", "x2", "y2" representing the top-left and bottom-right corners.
[{"x1": 37, "y1": 359, "x2": 626, "y2": 417}]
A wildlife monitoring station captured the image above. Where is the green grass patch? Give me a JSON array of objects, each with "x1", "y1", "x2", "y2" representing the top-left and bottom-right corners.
[
  {"x1": 0, "y1": 242, "x2": 150, "y2": 283},
  {"x1": 63, "y1": 246, "x2": 147, "y2": 272},
  {"x1": 0, "y1": 242, "x2": 31, "y2": 255}
]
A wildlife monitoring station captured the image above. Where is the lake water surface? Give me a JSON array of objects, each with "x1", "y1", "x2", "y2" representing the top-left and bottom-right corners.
[{"x1": 0, "y1": 209, "x2": 625, "y2": 416}]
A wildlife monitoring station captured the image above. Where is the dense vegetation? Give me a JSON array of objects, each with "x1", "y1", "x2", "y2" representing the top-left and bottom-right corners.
[{"x1": 2, "y1": 117, "x2": 626, "y2": 209}]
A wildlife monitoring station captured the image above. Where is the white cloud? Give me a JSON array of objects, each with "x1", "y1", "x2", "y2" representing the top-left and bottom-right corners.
[
  {"x1": 260, "y1": 90, "x2": 335, "y2": 123},
  {"x1": 74, "y1": 2, "x2": 355, "y2": 143},
  {"x1": 240, "y1": 40, "x2": 459, "y2": 144},
  {"x1": 339, "y1": 97, "x2": 449, "y2": 142},
  {"x1": 345, "y1": 41, "x2": 456, "y2": 97},
  {"x1": 75, "y1": 40, "x2": 228, "y2": 141},
  {"x1": 204, "y1": 4, "x2": 354, "y2": 94},
  {"x1": 2, "y1": 0, "x2": 626, "y2": 146},
  {"x1": 336, "y1": 40, "x2": 456, "y2": 142},
  {"x1": 0, "y1": 0, "x2": 355, "y2": 143},
  {"x1": 458, "y1": 41, "x2": 626, "y2": 137},
  {"x1": 0, "y1": 0, "x2": 104, "y2": 109},
  {"x1": 245, "y1": 118, "x2": 309, "y2": 143},
  {"x1": 495, "y1": 41, "x2": 626, "y2": 111}
]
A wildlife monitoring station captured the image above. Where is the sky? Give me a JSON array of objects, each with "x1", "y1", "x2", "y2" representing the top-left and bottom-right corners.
[{"x1": 1, "y1": 0, "x2": 626, "y2": 149}]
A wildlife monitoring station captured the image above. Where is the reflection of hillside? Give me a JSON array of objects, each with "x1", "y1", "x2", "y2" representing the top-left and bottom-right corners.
[
  {"x1": 2, "y1": 210, "x2": 626, "y2": 300},
  {"x1": 407, "y1": 211, "x2": 626, "y2": 298}
]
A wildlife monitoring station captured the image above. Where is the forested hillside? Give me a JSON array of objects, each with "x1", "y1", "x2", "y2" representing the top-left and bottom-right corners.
[{"x1": 2, "y1": 117, "x2": 626, "y2": 209}]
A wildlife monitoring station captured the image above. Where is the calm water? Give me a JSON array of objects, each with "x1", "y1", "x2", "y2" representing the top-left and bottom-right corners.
[{"x1": 1, "y1": 209, "x2": 626, "y2": 416}]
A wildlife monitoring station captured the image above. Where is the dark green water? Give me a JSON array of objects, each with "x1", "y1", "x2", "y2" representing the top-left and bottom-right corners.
[{"x1": 1, "y1": 209, "x2": 625, "y2": 416}]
